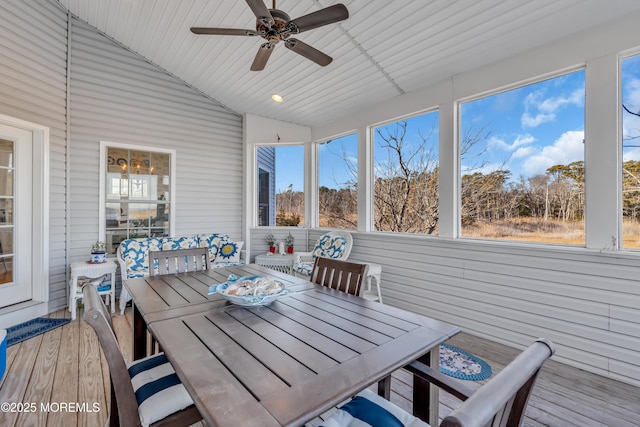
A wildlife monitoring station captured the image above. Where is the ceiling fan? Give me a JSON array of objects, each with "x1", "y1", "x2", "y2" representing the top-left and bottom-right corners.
[{"x1": 191, "y1": 0, "x2": 349, "y2": 71}]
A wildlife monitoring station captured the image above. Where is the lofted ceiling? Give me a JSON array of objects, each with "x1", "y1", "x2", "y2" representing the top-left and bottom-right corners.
[{"x1": 56, "y1": 0, "x2": 640, "y2": 128}]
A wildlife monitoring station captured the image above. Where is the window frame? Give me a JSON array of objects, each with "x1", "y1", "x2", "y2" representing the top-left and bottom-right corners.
[
  {"x1": 99, "y1": 141, "x2": 176, "y2": 252},
  {"x1": 456, "y1": 67, "x2": 586, "y2": 245},
  {"x1": 370, "y1": 108, "x2": 441, "y2": 235},
  {"x1": 315, "y1": 132, "x2": 359, "y2": 230},
  {"x1": 254, "y1": 143, "x2": 306, "y2": 227},
  {"x1": 619, "y1": 49, "x2": 640, "y2": 250}
]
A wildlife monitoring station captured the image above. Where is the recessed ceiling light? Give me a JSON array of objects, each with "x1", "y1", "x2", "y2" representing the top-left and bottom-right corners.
[{"x1": 271, "y1": 94, "x2": 283, "y2": 103}]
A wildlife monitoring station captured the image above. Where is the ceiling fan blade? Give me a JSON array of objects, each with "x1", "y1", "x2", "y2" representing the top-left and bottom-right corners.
[
  {"x1": 286, "y1": 4, "x2": 348, "y2": 34},
  {"x1": 251, "y1": 42, "x2": 276, "y2": 71},
  {"x1": 285, "y1": 39, "x2": 332, "y2": 66},
  {"x1": 245, "y1": 0, "x2": 273, "y2": 26},
  {"x1": 191, "y1": 27, "x2": 259, "y2": 36}
]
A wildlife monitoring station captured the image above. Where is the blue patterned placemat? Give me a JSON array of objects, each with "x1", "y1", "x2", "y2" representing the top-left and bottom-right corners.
[
  {"x1": 440, "y1": 343, "x2": 492, "y2": 381},
  {"x1": 7, "y1": 318, "x2": 71, "y2": 347}
]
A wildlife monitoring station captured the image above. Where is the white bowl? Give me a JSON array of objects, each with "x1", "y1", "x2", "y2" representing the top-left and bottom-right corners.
[{"x1": 209, "y1": 275, "x2": 288, "y2": 306}]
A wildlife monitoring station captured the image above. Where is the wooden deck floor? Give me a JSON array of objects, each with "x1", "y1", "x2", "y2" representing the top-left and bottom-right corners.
[{"x1": 1, "y1": 307, "x2": 638, "y2": 427}]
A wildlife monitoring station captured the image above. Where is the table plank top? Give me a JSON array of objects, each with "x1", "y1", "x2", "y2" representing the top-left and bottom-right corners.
[
  {"x1": 123, "y1": 264, "x2": 314, "y2": 323},
  {"x1": 147, "y1": 281, "x2": 460, "y2": 427}
]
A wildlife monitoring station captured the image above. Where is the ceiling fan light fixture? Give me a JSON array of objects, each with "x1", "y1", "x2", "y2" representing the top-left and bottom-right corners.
[
  {"x1": 272, "y1": 94, "x2": 284, "y2": 103},
  {"x1": 189, "y1": 2, "x2": 349, "y2": 71}
]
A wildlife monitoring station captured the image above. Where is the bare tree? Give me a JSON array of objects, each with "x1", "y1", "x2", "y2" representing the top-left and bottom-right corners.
[
  {"x1": 317, "y1": 140, "x2": 358, "y2": 229},
  {"x1": 373, "y1": 120, "x2": 439, "y2": 233}
]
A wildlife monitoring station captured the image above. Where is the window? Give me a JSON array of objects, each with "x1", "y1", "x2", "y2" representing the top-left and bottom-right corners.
[
  {"x1": 102, "y1": 144, "x2": 174, "y2": 254},
  {"x1": 372, "y1": 110, "x2": 439, "y2": 234},
  {"x1": 622, "y1": 53, "x2": 640, "y2": 249},
  {"x1": 459, "y1": 69, "x2": 585, "y2": 245},
  {"x1": 256, "y1": 145, "x2": 305, "y2": 226},
  {"x1": 258, "y1": 168, "x2": 270, "y2": 226},
  {"x1": 318, "y1": 133, "x2": 358, "y2": 229}
]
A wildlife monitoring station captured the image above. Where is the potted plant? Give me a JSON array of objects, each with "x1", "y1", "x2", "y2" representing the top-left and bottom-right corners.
[
  {"x1": 90, "y1": 241, "x2": 107, "y2": 263},
  {"x1": 285, "y1": 233, "x2": 295, "y2": 254},
  {"x1": 265, "y1": 233, "x2": 276, "y2": 254}
]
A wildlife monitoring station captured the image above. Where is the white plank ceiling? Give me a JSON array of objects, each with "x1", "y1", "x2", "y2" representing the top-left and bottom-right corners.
[{"x1": 55, "y1": 0, "x2": 640, "y2": 127}]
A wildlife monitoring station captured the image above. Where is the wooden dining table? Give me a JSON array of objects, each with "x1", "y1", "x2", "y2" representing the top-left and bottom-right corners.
[
  {"x1": 124, "y1": 264, "x2": 312, "y2": 360},
  {"x1": 123, "y1": 264, "x2": 460, "y2": 427}
]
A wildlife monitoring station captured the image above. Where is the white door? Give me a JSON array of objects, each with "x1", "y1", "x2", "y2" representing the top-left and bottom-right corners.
[{"x1": 0, "y1": 124, "x2": 32, "y2": 308}]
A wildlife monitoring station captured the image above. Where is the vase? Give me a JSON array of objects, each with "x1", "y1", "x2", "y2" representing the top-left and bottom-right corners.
[
  {"x1": 269, "y1": 246, "x2": 276, "y2": 254},
  {"x1": 287, "y1": 247, "x2": 294, "y2": 254},
  {"x1": 90, "y1": 251, "x2": 107, "y2": 263}
]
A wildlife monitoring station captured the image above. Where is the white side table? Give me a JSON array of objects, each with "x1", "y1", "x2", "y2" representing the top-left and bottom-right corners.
[
  {"x1": 362, "y1": 263, "x2": 383, "y2": 303},
  {"x1": 69, "y1": 259, "x2": 117, "y2": 321},
  {"x1": 254, "y1": 254, "x2": 295, "y2": 275}
]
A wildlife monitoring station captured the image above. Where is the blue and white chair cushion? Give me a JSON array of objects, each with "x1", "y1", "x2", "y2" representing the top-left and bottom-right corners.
[
  {"x1": 120, "y1": 237, "x2": 163, "y2": 276},
  {"x1": 294, "y1": 233, "x2": 349, "y2": 278},
  {"x1": 320, "y1": 389, "x2": 429, "y2": 427},
  {"x1": 292, "y1": 261, "x2": 314, "y2": 277},
  {"x1": 312, "y1": 233, "x2": 348, "y2": 259},
  {"x1": 128, "y1": 352, "x2": 194, "y2": 427}
]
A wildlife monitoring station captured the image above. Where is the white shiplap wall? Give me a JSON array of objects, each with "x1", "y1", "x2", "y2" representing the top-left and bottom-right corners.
[
  {"x1": 0, "y1": 0, "x2": 69, "y2": 311},
  {"x1": 69, "y1": 18, "x2": 243, "y2": 267},
  {"x1": 1, "y1": 0, "x2": 243, "y2": 312},
  {"x1": 344, "y1": 232, "x2": 640, "y2": 386}
]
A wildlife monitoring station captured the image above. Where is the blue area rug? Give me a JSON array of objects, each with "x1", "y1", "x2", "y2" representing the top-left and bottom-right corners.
[
  {"x1": 439, "y1": 343, "x2": 492, "y2": 381},
  {"x1": 6, "y1": 318, "x2": 70, "y2": 347}
]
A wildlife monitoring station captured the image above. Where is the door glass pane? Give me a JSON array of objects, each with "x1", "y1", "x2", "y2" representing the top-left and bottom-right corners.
[
  {"x1": 0, "y1": 138, "x2": 13, "y2": 285},
  {"x1": 0, "y1": 256, "x2": 13, "y2": 285},
  {"x1": 0, "y1": 139, "x2": 13, "y2": 168},
  {"x1": 0, "y1": 199, "x2": 12, "y2": 226},
  {"x1": 0, "y1": 229, "x2": 13, "y2": 254},
  {"x1": 0, "y1": 170, "x2": 13, "y2": 196}
]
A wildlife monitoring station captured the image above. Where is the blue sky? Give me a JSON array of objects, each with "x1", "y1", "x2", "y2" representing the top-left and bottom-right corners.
[
  {"x1": 274, "y1": 145, "x2": 304, "y2": 192},
  {"x1": 460, "y1": 69, "x2": 585, "y2": 182},
  {"x1": 275, "y1": 56, "x2": 640, "y2": 192}
]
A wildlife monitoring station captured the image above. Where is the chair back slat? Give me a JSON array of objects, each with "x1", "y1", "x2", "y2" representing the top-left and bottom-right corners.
[
  {"x1": 149, "y1": 247, "x2": 210, "y2": 276},
  {"x1": 310, "y1": 257, "x2": 368, "y2": 296},
  {"x1": 82, "y1": 285, "x2": 142, "y2": 427}
]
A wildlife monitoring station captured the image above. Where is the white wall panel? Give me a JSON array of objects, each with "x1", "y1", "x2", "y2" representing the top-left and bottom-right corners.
[
  {"x1": 69, "y1": 18, "x2": 243, "y2": 267},
  {"x1": 345, "y1": 232, "x2": 640, "y2": 386},
  {"x1": 0, "y1": 0, "x2": 68, "y2": 311}
]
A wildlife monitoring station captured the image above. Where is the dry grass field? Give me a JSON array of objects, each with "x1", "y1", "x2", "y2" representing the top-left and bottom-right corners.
[
  {"x1": 318, "y1": 214, "x2": 640, "y2": 249},
  {"x1": 462, "y1": 218, "x2": 585, "y2": 245},
  {"x1": 463, "y1": 218, "x2": 640, "y2": 248}
]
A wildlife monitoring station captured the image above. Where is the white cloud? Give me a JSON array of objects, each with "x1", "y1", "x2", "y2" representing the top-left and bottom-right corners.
[
  {"x1": 522, "y1": 130, "x2": 584, "y2": 175},
  {"x1": 461, "y1": 162, "x2": 504, "y2": 176},
  {"x1": 512, "y1": 146, "x2": 536, "y2": 159},
  {"x1": 521, "y1": 87, "x2": 584, "y2": 128},
  {"x1": 488, "y1": 134, "x2": 534, "y2": 151},
  {"x1": 521, "y1": 111, "x2": 554, "y2": 128}
]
